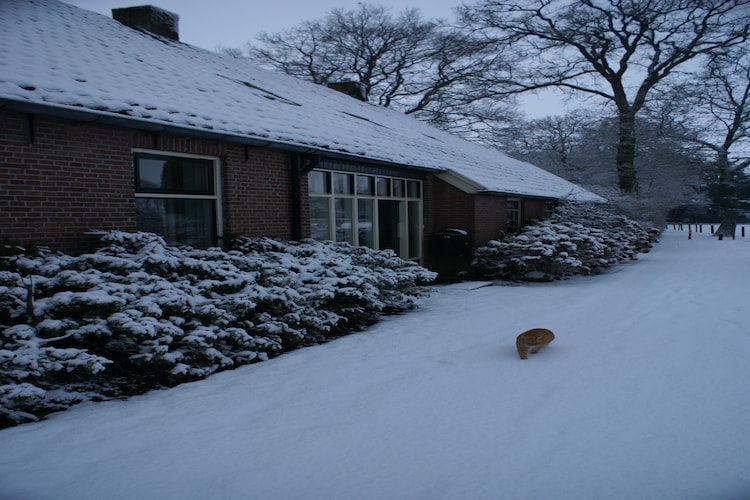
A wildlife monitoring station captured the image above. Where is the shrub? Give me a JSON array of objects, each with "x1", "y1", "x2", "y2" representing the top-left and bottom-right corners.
[
  {"x1": 472, "y1": 203, "x2": 660, "y2": 281},
  {"x1": 1, "y1": 232, "x2": 436, "y2": 426}
]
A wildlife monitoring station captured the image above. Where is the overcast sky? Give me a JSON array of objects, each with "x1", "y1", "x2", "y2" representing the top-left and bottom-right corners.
[{"x1": 63, "y1": 0, "x2": 465, "y2": 51}]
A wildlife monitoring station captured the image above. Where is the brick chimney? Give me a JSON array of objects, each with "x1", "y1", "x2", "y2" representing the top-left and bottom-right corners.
[
  {"x1": 112, "y1": 5, "x2": 179, "y2": 41},
  {"x1": 327, "y1": 81, "x2": 368, "y2": 102}
]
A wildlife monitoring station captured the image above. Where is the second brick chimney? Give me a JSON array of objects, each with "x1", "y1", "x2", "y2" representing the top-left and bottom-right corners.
[
  {"x1": 327, "y1": 81, "x2": 368, "y2": 102},
  {"x1": 112, "y1": 5, "x2": 179, "y2": 41}
]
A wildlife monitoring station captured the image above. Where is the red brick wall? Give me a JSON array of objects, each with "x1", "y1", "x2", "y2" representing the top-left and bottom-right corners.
[
  {"x1": 1, "y1": 109, "x2": 551, "y2": 275},
  {"x1": 522, "y1": 198, "x2": 549, "y2": 223},
  {"x1": 1, "y1": 112, "x2": 135, "y2": 253},
  {"x1": 423, "y1": 176, "x2": 508, "y2": 248},
  {"x1": 219, "y1": 146, "x2": 297, "y2": 239},
  {"x1": 423, "y1": 175, "x2": 558, "y2": 279},
  {"x1": 423, "y1": 176, "x2": 507, "y2": 278},
  {"x1": 423, "y1": 175, "x2": 475, "y2": 238},
  {"x1": 0, "y1": 110, "x2": 300, "y2": 254}
]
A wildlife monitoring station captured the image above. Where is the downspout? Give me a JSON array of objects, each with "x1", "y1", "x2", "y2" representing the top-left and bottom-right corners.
[
  {"x1": 290, "y1": 152, "x2": 320, "y2": 240},
  {"x1": 27, "y1": 113, "x2": 35, "y2": 144},
  {"x1": 291, "y1": 153, "x2": 303, "y2": 240}
]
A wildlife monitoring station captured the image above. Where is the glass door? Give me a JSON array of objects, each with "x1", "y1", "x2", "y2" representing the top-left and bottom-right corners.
[{"x1": 378, "y1": 200, "x2": 402, "y2": 254}]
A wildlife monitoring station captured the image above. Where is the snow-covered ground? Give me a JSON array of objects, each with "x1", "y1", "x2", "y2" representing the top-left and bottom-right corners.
[{"x1": 1, "y1": 226, "x2": 748, "y2": 500}]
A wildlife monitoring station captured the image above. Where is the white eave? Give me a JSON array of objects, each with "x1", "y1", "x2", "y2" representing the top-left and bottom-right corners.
[{"x1": 435, "y1": 170, "x2": 486, "y2": 194}]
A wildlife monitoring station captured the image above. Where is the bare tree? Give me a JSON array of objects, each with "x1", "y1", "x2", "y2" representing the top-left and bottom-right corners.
[
  {"x1": 245, "y1": 4, "x2": 519, "y2": 136},
  {"x1": 250, "y1": 6, "x2": 434, "y2": 101},
  {"x1": 499, "y1": 111, "x2": 705, "y2": 223},
  {"x1": 656, "y1": 46, "x2": 750, "y2": 235},
  {"x1": 459, "y1": 0, "x2": 750, "y2": 193},
  {"x1": 500, "y1": 113, "x2": 594, "y2": 175}
]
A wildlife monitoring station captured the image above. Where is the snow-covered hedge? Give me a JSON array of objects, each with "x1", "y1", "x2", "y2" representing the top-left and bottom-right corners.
[
  {"x1": 0, "y1": 232, "x2": 435, "y2": 426},
  {"x1": 472, "y1": 203, "x2": 660, "y2": 281}
]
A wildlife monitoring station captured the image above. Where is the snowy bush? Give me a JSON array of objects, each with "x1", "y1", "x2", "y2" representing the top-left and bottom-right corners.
[
  {"x1": 472, "y1": 203, "x2": 659, "y2": 281},
  {"x1": 0, "y1": 232, "x2": 435, "y2": 426}
]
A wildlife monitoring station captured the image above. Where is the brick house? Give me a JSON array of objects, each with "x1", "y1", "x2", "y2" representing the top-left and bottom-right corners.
[{"x1": 0, "y1": 0, "x2": 603, "y2": 278}]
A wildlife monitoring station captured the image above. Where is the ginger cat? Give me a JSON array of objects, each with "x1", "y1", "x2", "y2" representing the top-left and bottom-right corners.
[{"x1": 516, "y1": 328, "x2": 555, "y2": 359}]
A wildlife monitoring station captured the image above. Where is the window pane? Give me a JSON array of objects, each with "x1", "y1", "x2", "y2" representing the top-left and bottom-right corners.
[
  {"x1": 358, "y1": 199, "x2": 374, "y2": 248},
  {"x1": 309, "y1": 196, "x2": 331, "y2": 240},
  {"x1": 407, "y1": 180, "x2": 421, "y2": 198},
  {"x1": 136, "y1": 156, "x2": 213, "y2": 194},
  {"x1": 376, "y1": 177, "x2": 390, "y2": 197},
  {"x1": 408, "y1": 200, "x2": 421, "y2": 259},
  {"x1": 136, "y1": 198, "x2": 215, "y2": 248},
  {"x1": 356, "y1": 175, "x2": 374, "y2": 196},
  {"x1": 392, "y1": 179, "x2": 405, "y2": 197},
  {"x1": 335, "y1": 198, "x2": 353, "y2": 243},
  {"x1": 333, "y1": 173, "x2": 353, "y2": 194},
  {"x1": 308, "y1": 170, "x2": 329, "y2": 194},
  {"x1": 508, "y1": 199, "x2": 521, "y2": 226}
]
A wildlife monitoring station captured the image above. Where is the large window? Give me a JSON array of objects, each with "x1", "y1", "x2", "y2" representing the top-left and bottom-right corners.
[
  {"x1": 134, "y1": 151, "x2": 222, "y2": 248},
  {"x1": 308, "y1": 169, "x2": 423, "y2": 260}
]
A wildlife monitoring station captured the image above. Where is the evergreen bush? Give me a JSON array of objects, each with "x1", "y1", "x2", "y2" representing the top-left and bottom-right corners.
[
  {"x1": 472, "y1": 203, "x2": 659, "y2": 281},
  {"x1": 1, "y1": 232, "x2": 435, "y2": 427}
]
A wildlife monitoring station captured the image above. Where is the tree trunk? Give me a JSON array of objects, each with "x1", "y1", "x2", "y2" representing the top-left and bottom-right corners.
[
  {"x1": 714, "y1": 151, "x2": 737, "y2": 239},
  {"x1": 616, "y1": 110, "x2": 638, "y2": 193}
]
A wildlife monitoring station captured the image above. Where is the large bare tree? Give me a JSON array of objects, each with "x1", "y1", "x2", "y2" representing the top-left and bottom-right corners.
[
  {"x1": 657, "y1": 45, "x2": 750, "y2": 235},
  {"x1": 499, "y1": 111, "x2": 705, "y2": 223},
  {"x1": 459, "y1": 0, "x2": 750, "y2": 193},
  {"x1": 246, "y1": 4, "x2": 519, "y2": 136},
  {"x1": 250, "y1": 5, "x2": 435, "y2": 103}
]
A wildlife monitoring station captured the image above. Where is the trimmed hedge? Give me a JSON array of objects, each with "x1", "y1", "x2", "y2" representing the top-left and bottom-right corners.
[
  {"x1": 0, "y1": 232, "x2": 435, "y2": 426},
  {"x1": 472, "y1": 203, "x2": 659, "y2": 281}
]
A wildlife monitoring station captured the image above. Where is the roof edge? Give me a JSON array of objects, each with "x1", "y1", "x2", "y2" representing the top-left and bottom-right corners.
[
  {"x1": 435, "y1": 170, "x2": 485, "y2": 194},
  {"x1": 0, "y1": 98, "x2": 442, "y2": 172}
]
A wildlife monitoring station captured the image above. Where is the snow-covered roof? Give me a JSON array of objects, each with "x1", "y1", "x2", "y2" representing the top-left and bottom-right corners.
[{"x1": 0, "y1": 0, "x2": 604, "y2": 202}]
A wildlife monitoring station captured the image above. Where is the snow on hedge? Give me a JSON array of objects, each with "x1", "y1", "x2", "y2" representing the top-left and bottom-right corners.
[
  {"x1": 0, "y1": 232, "x2": 436, "y2": 426},
  {"x1": 472, "y1": 203, "x2": 660, "y2": 281}
]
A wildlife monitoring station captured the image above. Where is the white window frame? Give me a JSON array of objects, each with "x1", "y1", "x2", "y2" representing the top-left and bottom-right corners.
[
  {"x1": 507, "y1": 198, "x2": 522, "y2": 227},
  {"x1": 133, "y1": 149, "x2": 223, "y2": 246},
  {"x1": 308, "y1": 169, "x2": 423, "y2": 260}
]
